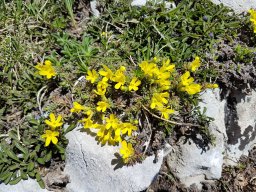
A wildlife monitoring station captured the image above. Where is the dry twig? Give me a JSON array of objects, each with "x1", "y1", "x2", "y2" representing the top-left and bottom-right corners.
[{"x1": 141, "y1": 104, "x2": 199, "y2": 127}]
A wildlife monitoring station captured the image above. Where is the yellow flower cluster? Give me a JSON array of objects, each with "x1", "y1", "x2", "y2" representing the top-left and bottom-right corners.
[
  {"x1": 41, "y1": 113, "x2": 63, "y2": 147},
  {"x1": 71, "y1": 63, "x2": 143, "y2": 163},
  {"x1": 178, "y1": 57, "x2": 203, "y2": 95},
  {"x1": 179, "y1": 71, "x2": 202, "y2": 95},
  {"x1": 35, "y1": 60, "x2": 56, "y2": 79},
  {"x1": 70, "y1": 100, "x2": 137, "y2": 162},
  {"x1": 139, "y1": 59, "x2": 175, "y2": 119},
  {"x1": 71, "y1": 57, "x2": 219, "y2": 163},
  {"x1": 249, "y1": 9, "x2": 256, "y2": 33},
  {"x1": 86, "y1": 65, "x2": 141, "y2": 94},
  {"x1": 140, "y1": 59, "x2": 175, "y2": 91}
]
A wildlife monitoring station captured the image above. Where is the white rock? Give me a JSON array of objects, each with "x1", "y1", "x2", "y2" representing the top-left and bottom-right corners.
[
  {"x1": 167, "y1": 88, "x2": 256, "y2": 187},
  {"x1": 211, "y1": 0, "x2": 256, "y2": 13},
  {"x1": 131, "y1": 0, "x2": 147, "y2": 6},
  {"x1": 90, "y1": 0, "x2": 100, "y2": 17},
  {"x1": 0, "y1": 178, "x2": 49, "y2": 192},
  {"x1": 64, "y1": 128, "x2": 163, "y2": 192},
  {"x1": 224, "y1": 90, "x2": 256, "y2": 165},
  {"x1": 167, "y1": 89, "x2": 226, "y2": 187},
  {"x1": 131, "y1": 0, "x2": 176, "y2": 9}
]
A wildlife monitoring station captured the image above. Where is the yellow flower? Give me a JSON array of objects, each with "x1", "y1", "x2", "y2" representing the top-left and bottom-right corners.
[
  {"x1": 205, "y1": 83, "x2": 219, "y2": 89},
  {"x1": 121, "y1": 123, "x2": 137, "y2": 136},
  {"x1": 99, "y1": 65, "x2": 114, "y2": 81},
  {"x1": 179, "y1": 71, "x2": 202, "y2": 95},
  {"x1": 35, "y1": 60, "x2": 56, "y2": 79},
  {"x1": 153, "y1": 57, "x2": 159, "y2": 62},
  {"x1": 184, "y1": 83, "x2": 202, "y2": 95},
  {"x1": 45, "y1": 113, "x2": 63, "y2": 130},
  {"x1": 139, "y1": 61, "x2": 158, "y2": 77},
  {"x1": 96, "y1": 124, "x2": 106, "y2": 138},
  {"x1": 81, "y1": 116, "x2": 94, "y2": 129},
  {"x1": 96, "y1": 101, "x2": 110, "y2": 112},
  {"x1": 86, "y1": 69, "x2": 99, "y2": 83},
  {"x1": 114, "y1": 128, "x2": 122, "y2": 142},
  {"x1": 102, "y1": 131, "x2": 112, "y2": 144},
  {"x1": 188, "y1": 56, "x2": 200, "y2": 72},
  {"x1": 156, "y1": 106, "x2": 175, "y2": 120},
  {"x1": 129, "y1": 77, "x2": 141, "y2": 91},
  {"x1": 120, "y1": 140, "x2": 134, "y2": 163},
  {"x1": 105, "y1": 114, "x2": 119, "y2": 129},
  {"x1": 161, "y1": 59, "x2": 175, "y2": 73},
  {"x1": 155, "y1": 69, "x2": 170, "y2": 80},
  {"x1": 156, "y1": 79, "x2": 171, "y2": 90},
  {"x1": 95, "y1": 124, "x2": 116, "y2": 145},
  {"x1": 101, "y1": 31, "x2": 107, "y2": 37},
  {"x1": 112, "y1": 66, "x2": 126, "y2": 89},
  {"x1": 94, "y1": 80, "x2": 109, "y2": 96},
  {"x1": 180, "y1": 71, "x2": 194, "y2": 86},
  {"x1": 94, "y1": 87, "x2": 106, "y2": 96},
  {"x1": 70, "y1": 102, "x2": 87, "y2": 113},
  {"x1": 150, "y1": 92, "x2": 169, "y2": 109},
  {"x1": 41, "y1": 130, "x2": 59, "y2": 147},
  {"x1": 249, "y1": 9, "x2": 256, "y2": 33}
]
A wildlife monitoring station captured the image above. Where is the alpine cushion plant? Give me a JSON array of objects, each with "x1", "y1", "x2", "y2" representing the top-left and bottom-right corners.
[{"x1": 70, "y1": 55, "x2": 218, "y2": 164}]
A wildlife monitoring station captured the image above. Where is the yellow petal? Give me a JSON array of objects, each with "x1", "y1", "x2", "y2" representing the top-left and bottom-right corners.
[
  {"x1": 51, "y1": 137, "x2": 58, "y2": 145},
  {"x1": 56, "y1": 115, "x2": 62, "y2": 123},
  {"x1": 45, "y1": 137, "x2": 51, "y2": 147},
  {"x1": 49, "y1": 113, "x2": 55, "y2": 122}
]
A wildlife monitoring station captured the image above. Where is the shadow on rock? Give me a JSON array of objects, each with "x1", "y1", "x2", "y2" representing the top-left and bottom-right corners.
[{"x1": 111, "y1": 153, "x2": 125, "y2": 170}]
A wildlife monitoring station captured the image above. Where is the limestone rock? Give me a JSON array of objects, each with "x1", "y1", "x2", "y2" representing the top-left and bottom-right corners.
[
  {"x1": 224, "y1": 89, "x2": 256, "y2": 165},
  {"x1": 167, "y1": 89, "x2": 226, "y2": 187},
  {"x1": 166, "y1": 88, "x2": 256, "y2": 187},
  {"x1": 211, "y1": 0, "x2": 256, "y2": 13},
  {"x1": 64, "y1": 128, "x2": 163, "y2": 192},
  {"x1": 0, "y1": 179, "x2": 49, "y2": 192}
]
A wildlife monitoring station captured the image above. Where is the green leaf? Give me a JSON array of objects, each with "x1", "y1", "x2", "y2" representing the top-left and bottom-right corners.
[
  {"x1": 9, "y1": 176, "x2": 21, "y2": 185},
  {"x1": 0, "y1": 164, "x2": 5, "y2": 172},
  {"x1": 9, "y1": 164, "x2": 19, "y2": 171},
  {"x1": 44, "y1": 151, "x2": 52, "y2": 162},
  {"x1": 8, "y1": 131, "x2": 18, "y2": 140},
  {"x1": 20, "y1": 170, "x2": 28, "y2": 180},
  {"x1": 28, "y1": 170, "x2": 35, "y2": 178},
  {"x1": 4, "y1": 171, "x2": 13, "y2": 184},
  {"x1": 23, "y1": 152, "x2": 30, "y2": 162},
  {"x1": 37, "y1": 158, "x2": 45, "y2": 165},
  {"x1": 64, "y1": 123, "x2": 76, "y2": 134},
  {"x1": 27, "y1": 162, "x2": 35, "y2": 171},
  {"x1": 35, "y1": 145, "x2": 41, "y2": 152},
  {"x1": 36, "y1": 172, "x2": 41, "y2": 182},
  {"x1": 6, "y1": 150, "x2": 20, "y2": 162},
  {"x1": 37, "y1": 179, "x2": 46, "y2": 189},
  {"x1": 55, "y1": 144, "x2": 65, "y2": 154},
  {"x1": 0, "y1": 170, "x2": 12, "y2": 181},
  {"x1": 14, "y1": 141, "x2": 28, "y2": 154},
  {"x1": 30, "y1": 151, "x2": 37, "y2": 159}
]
